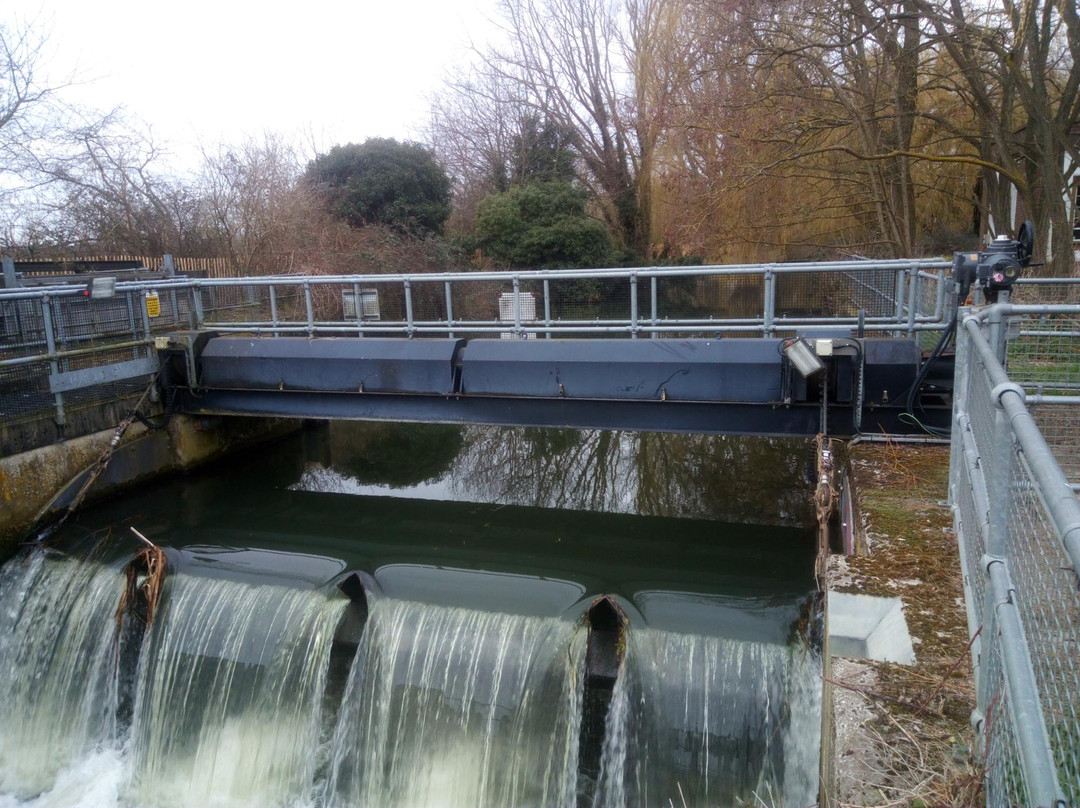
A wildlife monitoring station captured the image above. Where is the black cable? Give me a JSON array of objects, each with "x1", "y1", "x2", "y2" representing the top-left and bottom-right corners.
[{"x1": 903, "y1": 293, "x2": 964, "y2": 436}]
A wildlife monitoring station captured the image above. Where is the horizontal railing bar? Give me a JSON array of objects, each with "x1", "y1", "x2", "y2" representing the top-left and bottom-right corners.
[
  {"x1": 203, "y1": 321, "x2": 950, "y2": 336},
  {"x1": 0, "y1": 338, "x2": 154, "y2": 368},
  {"x1": 0, "y1": 259, "x2": 953, "y2": 299}
]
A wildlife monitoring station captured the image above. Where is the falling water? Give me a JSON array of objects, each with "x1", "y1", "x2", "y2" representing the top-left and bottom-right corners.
[
  {"x1": 324, "y1": 596, "x2": 587, "y2": 808},
  {"x1": 593, "y1": 627, "x2": 822, "y2": 808},
  {"x1": 127, "y1": 574, "x2": 346, "y2": 808},
  {"x1": 0, "y1": 552, "x2": 125, "y2": 800}
]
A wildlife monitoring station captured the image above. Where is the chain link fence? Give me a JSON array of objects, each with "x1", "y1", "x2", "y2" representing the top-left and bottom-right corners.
[{"x1": 952, "y1": 303, "x2": 1080, "y2": 808}]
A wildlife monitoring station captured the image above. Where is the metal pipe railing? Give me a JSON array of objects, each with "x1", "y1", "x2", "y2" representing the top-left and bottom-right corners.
[{"x1": 953, "y1": 306, "x2": 1080, "y2": 806}]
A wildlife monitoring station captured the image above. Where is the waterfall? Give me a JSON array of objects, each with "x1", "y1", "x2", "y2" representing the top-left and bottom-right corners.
[
  {"x1": 593, "y1": 627, "x2": 822, "y2": 808},
  {"x1": 0, "y1": 552, "x2": 125, "y2": 800},
  {"x1": 323, "y1": 596, "x2": 586, "y2": 808},
  {"x1": 127, "y1": 574, "x2": 346, "y2": 808},
  {"x1": 0, "y1": 549, "x2": 820, "y2": 808}
]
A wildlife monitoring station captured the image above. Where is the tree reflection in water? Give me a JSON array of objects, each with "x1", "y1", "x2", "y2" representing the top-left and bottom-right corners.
[{"x1": 311, "y1": 423, "x2": 813, "y2": 528}]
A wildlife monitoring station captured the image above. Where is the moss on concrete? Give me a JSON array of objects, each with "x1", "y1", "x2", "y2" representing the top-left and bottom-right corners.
[{"x1": 0, "y1": 415, "x2": 297, "y2": 562}]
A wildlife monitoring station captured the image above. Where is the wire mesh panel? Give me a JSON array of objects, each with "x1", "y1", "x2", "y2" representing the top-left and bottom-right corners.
[
  {"x1": 1008, "y1": 454, "x2": 1080, "y2": 805},
  {"x1": 835, "y1": 266, "x2": 904, "y2": 318},
  {"x1": 952, "y1": 309, "x2": 1080, "y2": 807},
  {"x1": 0, "y1": 288, "x2": 182, "y2": 427},
  {"x1": 199, "y1": 283, "x2": 273, "y2": 326},
  {"x1": 1006, "y1": 311, "x2": 1080, "y2": 394},
  {"x1": 982, "y1": 625, "x2": 1030, "y2": 808}
]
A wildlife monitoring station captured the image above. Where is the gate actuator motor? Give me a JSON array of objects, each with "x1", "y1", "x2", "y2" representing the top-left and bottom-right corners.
[{"x1": 952, "y1": 221, "x2": 1034, "y2": 302}]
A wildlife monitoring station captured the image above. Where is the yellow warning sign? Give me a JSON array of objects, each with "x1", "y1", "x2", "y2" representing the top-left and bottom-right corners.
[{"x1": 145, "y1": 291, "x2": 161, "y2": 318}]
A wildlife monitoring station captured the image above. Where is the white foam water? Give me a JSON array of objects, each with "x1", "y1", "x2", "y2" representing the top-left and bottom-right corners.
[
  {"x1": 126, "y1": 575, "x2": 346, "y2": 808},
  {"x1": 0, "y1": 554, "x2": 124, "y2": 800},
  {"x1": 593, "y1": 627, "x2": 822, "y2": 807},
  {"x1": 323, "y1": 596, "x2": 587, "y2": 808}
]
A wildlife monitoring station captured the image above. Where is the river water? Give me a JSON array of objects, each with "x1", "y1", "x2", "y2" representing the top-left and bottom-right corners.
[{"x1": 0, "y1": 424, "x2": 822, "y2": 808}]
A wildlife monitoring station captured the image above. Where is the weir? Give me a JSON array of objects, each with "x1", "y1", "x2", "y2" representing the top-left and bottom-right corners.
[{"x1": 0, "y1": 426, "x2": 825, "y2": 808}]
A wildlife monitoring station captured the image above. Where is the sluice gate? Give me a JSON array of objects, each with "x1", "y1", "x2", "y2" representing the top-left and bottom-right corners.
[{"x1": 162, "y1": 332, "x2": 950, "y2": 437}]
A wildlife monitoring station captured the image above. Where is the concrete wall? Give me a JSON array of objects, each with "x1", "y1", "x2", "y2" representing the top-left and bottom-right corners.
[{"x1": 0, "y1": 414, "x2": 297, "y2": 560}]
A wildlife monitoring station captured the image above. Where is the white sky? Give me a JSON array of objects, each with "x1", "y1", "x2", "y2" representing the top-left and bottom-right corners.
[{"x1": 29, "y1": 0, "x2": 503, "y2": 170}]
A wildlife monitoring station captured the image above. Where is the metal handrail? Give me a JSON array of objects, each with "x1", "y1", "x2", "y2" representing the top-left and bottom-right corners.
[{"x1": 0, "y1": 258, "x2": 952, "y2": 299}]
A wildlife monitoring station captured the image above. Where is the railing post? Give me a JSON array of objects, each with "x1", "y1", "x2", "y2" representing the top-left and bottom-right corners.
[
  {"x1": 512, "y1": 275, "x2": 521, "y2": 337},
  {"x1": 894, "y1": 268, "x2": 907, "y2": 337},
  {"x1": 984, "y1": 558, "x2": 1067, "y2": 808},
  {"x1": 40, "y1": 295, "x2": 66, "y2": 426},
  {"x1": 270, "y1": 285, "x2": 279, "y2": 337},
  {"x1": 950, "y1": 307, "x2": 972, "y2": 507},
  {"x1": 543, "y1": 279, "x2": 552, "y2": 340},
  {"x1": 650, "y1": 276, "x2": 658, "y2": 340},
  {"x1": 2, "y1": 256, "x2": 16, "y2": 289},
  {"x1": 192, "y1": 283, "x2": 205, "y2": 329},
  {"x1": 763, "y1": 267, "x2": 775, "y2": 337},
  {"x1": 934, "y1": 269, "x2": 946, "y2": 322},
  {"x1": 630, "y1": 273, "x2": 639, "y2": 339},
  {"x1": 304, "y1": 281, "x2": 314, "y2": 338},
  {"x1": 906, "y1": 264, "x2": 919, "y2": 338},
  {"x1": 404, "y1": 279, "x2": 414, "y2": 338},
  {"x1": 986, "y1": 304, "x2": 1006, "y2": 366},
  {"x1": 351, "y1": 282, "x2": 363, "y2": 338},
  {"x1": 444, "y1": 281, "x2": 454, "y2": 340}
]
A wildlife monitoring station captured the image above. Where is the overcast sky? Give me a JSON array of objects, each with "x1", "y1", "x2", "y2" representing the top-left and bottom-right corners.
[{"x1": 30, "y1": 0, "x2": 502, "y2": 169}]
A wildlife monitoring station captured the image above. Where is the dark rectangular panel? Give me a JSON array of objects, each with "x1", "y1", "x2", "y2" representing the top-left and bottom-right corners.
[
  {"x1": 460, "y1": 338, "x2": 784, "y2": 403},
  {"x1": 199, "y1": 337, "x2": 463, "y2": 395}
]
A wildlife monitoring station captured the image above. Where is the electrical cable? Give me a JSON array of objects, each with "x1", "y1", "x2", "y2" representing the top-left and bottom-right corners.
[{"x1": 903, "y1": 291, "x2": 965, "y2": 437}]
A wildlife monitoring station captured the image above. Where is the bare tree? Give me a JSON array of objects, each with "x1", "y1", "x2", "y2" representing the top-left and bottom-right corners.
[
  {"x1": 472, "y1": 0, "x2": 667, "y2": 259},
  {"x1": 919, "y1": 0, "x2": 1080, "y2": 273},
  {"x1": 198, "y1": 133, "x2": 304, "y2": 272}
]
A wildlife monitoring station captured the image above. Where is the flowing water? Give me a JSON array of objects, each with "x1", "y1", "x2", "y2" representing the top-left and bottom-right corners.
[
  {"x1": 324, "y1": 597, "x2": 585, "y2": 808},
  {"x1": 127, "y1": 575, "x2": 346, "y2": 808},
  {"x1": 0, "y1": 424, "x2": 823, "y2": 808},
  {"x1": 593, "y1": 629, "x2": 821, "y2": 808},
  {"x1": 0, "y1": 554, "x2": 124, "y2": 800}
]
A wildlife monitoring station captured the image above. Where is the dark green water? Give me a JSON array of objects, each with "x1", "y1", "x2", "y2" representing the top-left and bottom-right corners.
[{"x1": 56, "y1": 423, "x2": 816, "y2": 639}]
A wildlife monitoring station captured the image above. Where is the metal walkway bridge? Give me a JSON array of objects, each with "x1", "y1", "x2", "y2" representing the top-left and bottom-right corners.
[
  {"x1": 1, "y1": 257, "x2": 954, "y2": 438},
  {"x1": 3, "y1": 256, "x2": 1080, "y2": 805}
]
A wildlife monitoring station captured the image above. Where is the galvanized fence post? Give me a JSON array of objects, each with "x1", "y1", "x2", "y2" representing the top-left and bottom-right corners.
[
  {"x1": 543, "y1": 279, "x2": 552, "y2": 339},
  {"x1": 650, "y1": 276, "x2": 658, "y2": 339},
  {"x1": 894, "y1": 268, "x2": 907, "y2": 337},
  {"x1": 404, "y1": 279, "x2": 414, "y2": 338},
  {"x1": 163, "y1": 254, "x2": 179, "y2": 326},
  {"x1": 304, "y1": 282, "x2": 314, "y2": 338},
  {"x1": 193, "y1": 283, "x2": 205, "y2": 328},
  {"x1": 40, "y1": 295, "x2": 66, "y2": 426},
  {"x1": 270, "y1": 285, "x2": 279, "y2": 336},
  {"x1": 763, "y1": 268, "x2": 775, "y2": 337},
  {"x1": 630, "y1": 273, "x2": 639, "y2": 339},
  {"x1": 444, "y1": 281, "x2": 454, "y2": 340},
  {"x1": 949, "y1": 313, "x2": 980, "y2": 694},
  {"x1": 512, "y1": 276, "x2": 521, "y2": 337},
  {"x1": 906, "y1": 264, "x2": 919, "y2": 338}
]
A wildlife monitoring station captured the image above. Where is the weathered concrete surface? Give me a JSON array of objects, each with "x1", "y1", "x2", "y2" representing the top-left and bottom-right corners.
[
  {"x1": 0, "y1": 414, "x2": 297, "y2": 560},
  {"x1": 825, "y1": 444, "x2": 978, "y2": 807}
]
